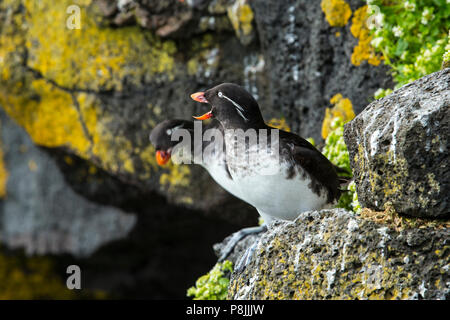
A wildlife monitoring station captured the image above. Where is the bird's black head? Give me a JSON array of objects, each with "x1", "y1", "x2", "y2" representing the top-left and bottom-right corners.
[
  {"x1": 191, "y1": 83, "x2": 265, "y2": 129},
  {"x1": 149, "y1": 119, "x2": 193, "y2": 165}
]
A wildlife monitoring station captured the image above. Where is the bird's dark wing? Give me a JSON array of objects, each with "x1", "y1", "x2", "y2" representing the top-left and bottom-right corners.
[{"x1": 278, "y1": 130, "x2": 341, "y2": 203}]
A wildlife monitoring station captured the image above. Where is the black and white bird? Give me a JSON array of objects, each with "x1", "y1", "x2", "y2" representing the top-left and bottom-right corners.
[
  {"x1": 150, "y1": 119, "x2": 267, "y2": 262},
  {"x1": 191, "y1": 83, "x2": 342, "y2": 221},
  {"x1": 190, "y1": 84, "x2": 344, "y2": 267},
  {"x1": 151, "y1": 84, "x2": 345, "y2": 267},
  {"x1": 150, "y1": 119, "x2": 245, "y2": 202},
  {"x1": 191, "y1": 83, "x2": 341, "y2": 264}
]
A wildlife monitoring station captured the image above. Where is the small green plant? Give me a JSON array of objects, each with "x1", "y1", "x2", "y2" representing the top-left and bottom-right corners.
[
  {"x1": 349, "y1": 180, "x2": 362, "y2": 213},
  {"x1": 321, "y1": 117, "x2": 362, "y2": 212},
  {"x1": 322, "y1": 117, "x2": 352, "y2": 177},
  {"x1": 443, "y1": 31, "x2": 450, "y2": 68},
  {"x1": 367, "y1": 0, "x2": 450, "y2": 98},
  {"x1": 187, "y1": 260, "x2": 233, "y2": 300}
]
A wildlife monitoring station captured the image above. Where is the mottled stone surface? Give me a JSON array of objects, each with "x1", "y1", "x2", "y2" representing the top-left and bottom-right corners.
[
  {"x1": 344, "y1": 68, "x2": 449, "y2": 218},
  {"x1": 0, "y1": 0, "x2": 392, "y2": 212},
  {"x1": 227, "y1": 209, "x2": 450, "y2": 300},
  {"x1": 251, "y1": 0, "x2": 393, "y2": 142},
  {"x1": 0, "y1": 109, "x2": 246, "y2": 298},
  {"x1": 0, "y1": 110, "x2": 136, "y2": 257},
  {"x1": 0, "y1": 0, "x2": 396, "y2": 298}
]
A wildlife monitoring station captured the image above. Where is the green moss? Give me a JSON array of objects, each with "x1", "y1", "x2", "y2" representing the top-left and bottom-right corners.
[
  {"x1": 322, "y1": 116, "x2": 359, "y2": 212},
  {"x1": 442, "y1": 31, "x2": 450, "y2": 69},
  {"x1": 187, "y1": 260, "x2": 233, "y2": 300}
]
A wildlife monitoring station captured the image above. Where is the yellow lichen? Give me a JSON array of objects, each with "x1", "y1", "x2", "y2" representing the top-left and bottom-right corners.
[
  {"x1": 359, "y1": 203, "x2": 450, "y2": 232},
  {"x1": 0, "y1": 0, "x2": 189, "y2": 188},
  {"x1": 227, "y1": 0, "x2": 254, "y2": 38},
  {"x1": 1, "y1": 79, "x2": 93, "y2": 157},
  {"x1": 267, "y1": 118, "x2": 291, "y2": 132},
  {"x1": 321, "y1": 93, "x2": 355, "y2": 139},
  {"x1": 23, "y1": 0, "x2": 176, "y2": 91},
  {"x1": 87, "y1": 106, "x2": 135, "y2": 174},
  {"x1": 0, "y1": 246, "x2": 107, "y2": 299},
  {"x1": 0, "y1": 121, "x2": 8, "y2": 198},
  {"x1": 350, "y1": 5, "x2": 383, "y2": 66},
  {"x1": 64, "y1": 156, "x2": 74, "y2": 165},
  {"x1": 321, "y1": 0, "x2": 352, "y2": 27},
  {"x1": 28, "y1": 159, "x2": 37, "y2": 172},
  {"x1": 159, "y1": 162, "x2": 191, "y2": 192}
]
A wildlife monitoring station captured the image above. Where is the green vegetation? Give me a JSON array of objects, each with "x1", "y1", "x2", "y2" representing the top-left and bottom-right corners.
[
  {"x1": 367, "y1": 0, "x2": 450, "y2": 97},
  {"x1": 187, "y1": 260, "x2": 233, "y2": 300},
  {"x1": 321, "y1": 117, "x2": 360, "y2": 212}
]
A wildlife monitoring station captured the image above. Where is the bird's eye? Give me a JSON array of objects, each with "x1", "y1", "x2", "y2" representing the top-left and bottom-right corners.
[
  {"x1": 166, "y1": 129, "x2": 172, "y2": 135},
  {"x1": 218, "y1": 91, "x2": 223, "y2": 98}
]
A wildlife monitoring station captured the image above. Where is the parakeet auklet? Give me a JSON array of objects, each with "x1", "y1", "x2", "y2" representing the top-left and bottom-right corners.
[
  {"x1": 150, "y1": 119, "x2": 268, "y2": 262},
  {"x1": 150, "y1": 119, "x2": 238, "y2": 198},
  {"x1": 191, "y1": 83, "x2": 342, "y2": 223}
]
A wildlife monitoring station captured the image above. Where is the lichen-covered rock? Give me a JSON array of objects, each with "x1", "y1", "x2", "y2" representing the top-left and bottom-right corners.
[
  {"x1": 251, "y1": 0, "x2": 392, "y2": 142},
  {"x1": 344, "y1": 68, "x2": 449, "y2": 218},
  {"x1": 0, "y1": 0, "x2": 392, "y2": 212},
  {"x1": 0, "y1": 0, "x2": 258, "y2": 213},
  {"x1": 0, "y1": 108, "x2": 245, "y2": 298},
  {"x1": 0, "y1": 0, "x2": 396, "y2": 298},
  {"x1": 227, "y1": 209, "x2": 450, "y2": 300}
]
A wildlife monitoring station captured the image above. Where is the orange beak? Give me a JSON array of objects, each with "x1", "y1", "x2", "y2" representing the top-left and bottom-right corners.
[
  {"x1": 190, "y1": 92, "x2": 208, "y2": 103},
  {"x1": 193, "y1": 110, "x2": 213, "y2": 120},
  {"x1": 191, "y1": 91, "x2": 212, "y2": 120},
  {"x1": 156, "y1": 150, "x2": 171, "y2": 166}
]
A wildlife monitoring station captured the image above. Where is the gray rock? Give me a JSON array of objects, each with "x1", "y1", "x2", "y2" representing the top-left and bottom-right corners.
[
  {"x1": 213, "y1": 231, "x2": 261, "y2": 265},
  {"x1": 252, "y1": 0, "x2": 393, "y2": 142},
  {"x1": 227, "y1": 209, "x2": 450, "y2": 300},
  {"x1": 344, "y1": 68, "x2": 449, "y2": 218},
  {"x1": 0, "y1": 110, "x2": 137, "y2": 257}
]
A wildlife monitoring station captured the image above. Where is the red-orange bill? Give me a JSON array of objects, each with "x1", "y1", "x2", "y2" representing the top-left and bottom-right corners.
[
  {"x1": 193, "y1": 111, "x2": 213, "y2": 120},
  {"x1": 156, "y1": 150, "x2": 171, "y2": 165},
  {"x1": 190, "y1": 92, "x2": 208, "y2": 103}
]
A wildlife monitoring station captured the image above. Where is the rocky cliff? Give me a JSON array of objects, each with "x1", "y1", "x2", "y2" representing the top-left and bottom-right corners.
[
  {"x1": 222, "y1": 68, "x2": 449, "y2": 300},
  {"x1": 2, "y1": 0, "x2": 446, "y2": 299},
  {"x1": 227, "y1": 209, "x2": 449, "y2": 300}
]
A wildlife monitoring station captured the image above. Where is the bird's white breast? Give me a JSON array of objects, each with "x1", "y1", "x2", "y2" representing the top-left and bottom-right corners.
[
  {"x1": 201, "y1": 146, "x2": 244, "y2": 201},
  {"x1": 224, "y1": 137, "x2": 329, "y2": 222}
]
